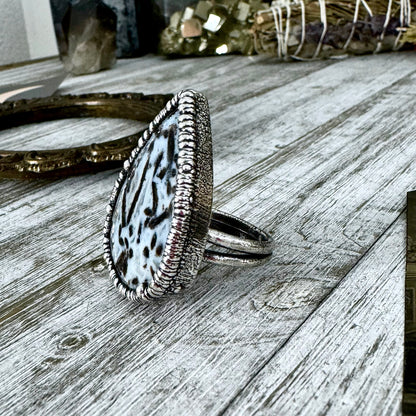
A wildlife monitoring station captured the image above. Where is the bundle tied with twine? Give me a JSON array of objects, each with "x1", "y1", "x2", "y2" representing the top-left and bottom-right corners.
[{"x1": 253, "y1": 0, "x2": 416, "y2": 59}]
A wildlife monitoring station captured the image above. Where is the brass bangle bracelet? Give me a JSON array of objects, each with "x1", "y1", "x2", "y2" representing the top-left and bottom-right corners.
[{"x1": 0, "y1": 92, "x2": 173, "y2": 179}]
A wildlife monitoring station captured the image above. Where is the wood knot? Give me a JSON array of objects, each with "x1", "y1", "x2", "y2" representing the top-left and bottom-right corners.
[{"x1": 58, "y1": 332, "x2": 90, "y2": 352}]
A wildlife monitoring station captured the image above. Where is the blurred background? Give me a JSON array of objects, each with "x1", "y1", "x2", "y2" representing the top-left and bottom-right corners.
[
  {"x1": 0, "y1": 1, "x2": 415, "y2": 73},
  {"x1": 0, "y1": 0, "x2": 198, "y2": 67},
  {"x1": 0, "y1": 0, "x2": 58, "y2": 66}
]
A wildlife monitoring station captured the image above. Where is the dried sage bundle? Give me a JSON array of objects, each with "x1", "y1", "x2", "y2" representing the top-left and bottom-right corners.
[{"x1": 252, "y1": 0, "x2": 416, "y2": 60}]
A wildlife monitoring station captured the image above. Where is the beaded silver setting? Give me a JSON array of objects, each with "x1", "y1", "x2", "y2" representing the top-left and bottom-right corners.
[{"x1": 103, "y1": 90, "x2": 213, "y2": 302}]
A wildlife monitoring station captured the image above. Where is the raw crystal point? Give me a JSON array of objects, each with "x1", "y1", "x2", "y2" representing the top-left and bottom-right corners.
[
  {"x1": 110, "y1": 110, "x2": 180, "y2": 289},
  {"x1": 60, "y1": 0, "x2": 117, "y2": 75}
]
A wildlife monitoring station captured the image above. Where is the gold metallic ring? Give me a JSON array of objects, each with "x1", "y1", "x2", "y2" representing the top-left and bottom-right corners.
[{"x1": 0, "y1": 92, "x2": 173, "y2": 179}]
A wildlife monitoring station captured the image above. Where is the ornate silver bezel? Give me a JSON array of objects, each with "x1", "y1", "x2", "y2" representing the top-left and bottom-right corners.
[{"x1": 103, "y1": 90, "x2": 213, "y2": 302}]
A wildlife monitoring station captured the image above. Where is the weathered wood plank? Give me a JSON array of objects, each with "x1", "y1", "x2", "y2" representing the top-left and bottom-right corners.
[
  {"x1": 1, "y1": 53, "x2": 414, "y2": 186},
  {"x1": 58, "y1": 54, "x2": 331, "y2": 113},
  {"x1": 1, "y1": 53, "x2": 414, "y2": 305},
  {"x1": 0, "y1": 53, "x2": 414, "y2": 210},
  {"x1": 0, "y1": 54, "x2": 329, "y2": 150},
  {"x1": 0, "y1": 53, "x2": 411, "y2": 415},
  {"x1": 134, "y1": 66, "x2": 414, "y2": 416},
  {"x1": 223, "y1": 215, "x2": 404, "y2": 416},
  {"x1": 0, "y1": 58, "x2": 63, "y2": 85},
  {"x1": 0, "y1": 117, "x2": 143, "y2": 150}
]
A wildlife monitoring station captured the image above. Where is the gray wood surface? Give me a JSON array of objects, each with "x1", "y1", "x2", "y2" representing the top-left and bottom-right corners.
[{"x1": 0, "y1": 51, "x2": 414, "y2": 416}]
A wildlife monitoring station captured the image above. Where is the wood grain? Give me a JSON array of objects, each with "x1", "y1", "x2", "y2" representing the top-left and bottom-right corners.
[
  {"x1": 0, "y1": 58, "x2": 63, "y2": 85},
  {"x1": 0, "y1": 52, "x2": 413, "y2": 415},
  {"x1": 223, "y1": 215, "x2": 404, "y2": 416}
]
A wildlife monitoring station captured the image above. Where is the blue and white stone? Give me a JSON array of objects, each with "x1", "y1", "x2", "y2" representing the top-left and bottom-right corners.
[{"x1": 110, "y1": 110, "x2": 179, "y2": 289}]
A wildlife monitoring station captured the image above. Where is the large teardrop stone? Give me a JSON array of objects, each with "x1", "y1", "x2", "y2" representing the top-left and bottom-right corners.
[{"x1": 109, "y1": 110, "x2": 179, "y2": 289}]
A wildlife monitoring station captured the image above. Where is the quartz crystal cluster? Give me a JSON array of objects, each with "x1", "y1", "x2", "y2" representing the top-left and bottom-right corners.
[
  {"x1": 159, "y1": 0, "x2": 269, "y2": 56},
  {"x1": 57, "y1": 0, "x2": 117, "y2": 75}
]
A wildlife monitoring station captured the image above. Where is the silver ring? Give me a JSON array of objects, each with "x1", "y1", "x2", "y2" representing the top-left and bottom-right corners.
[{"x1": 103, "y1": 90, "x2": 273, "y2": 302}]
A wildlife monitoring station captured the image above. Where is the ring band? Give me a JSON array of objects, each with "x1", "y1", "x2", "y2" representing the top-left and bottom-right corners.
[
  {"x1": 206, "y1": 210, "x2": 273, "y2": 266},
  {"x1": 0, "y1": 91, "x2": 273, "y2": 301}
]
